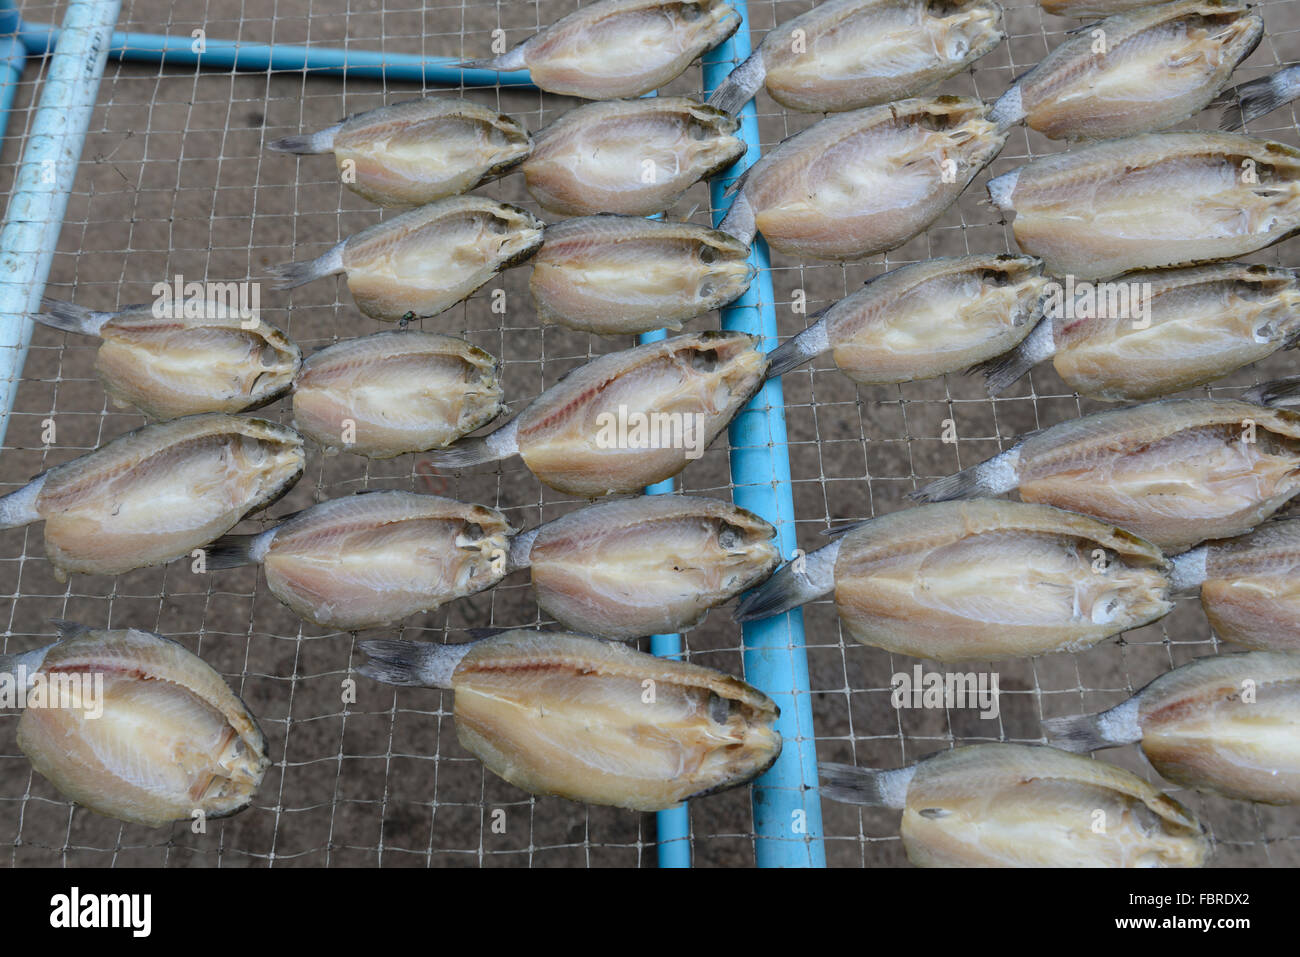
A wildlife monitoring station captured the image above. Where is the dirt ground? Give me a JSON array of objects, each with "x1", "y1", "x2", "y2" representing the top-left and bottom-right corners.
[{"x1": 1, "y1": 0, "x2": 1299, "y2": 867}]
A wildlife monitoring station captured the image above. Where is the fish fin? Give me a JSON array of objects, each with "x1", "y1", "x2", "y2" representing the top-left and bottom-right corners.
[
  {"x1": 765, "y1": 317, "x2": 829, "y2": 380},
  {"x1": 455, "y1": 45, "x2": 529, "y2": 73},
  {"x1": 722, "y1": 164, "x2": 752, "y2": 200},
  {"x1": 1216, "y1": 67, "x2": 1300, "y2": 131},
  {"x1": 34, "y1": 299, "x2": 111, "y2": 337},
  {"x1": 49, "y1": 619, "x2": 94, "y2": 640},
  {"x1": 718, "y1": 192, "x2": 757, "y2": 246},
  {"x1": 706, "y1": 49, "x2": 767, "y2": 116},
  {"x1": 972, "y1": 318, "x2": 1055, "y2": 395},
  {"x1": 422, "y1": 418, "x2": 518, "y2": 469},
  {"x1": 357, "y1": 639, "x2": 464, "y2": 689},
  {"x1": 1042, "y1": 713, "x2": 1110, "y2": 752},
  {"x1": 267, "y1": 241, "x2": 346, "y2": 290},
  {"x1": 0, "y1": 473, "x2": 46, "y2": 530},
  {"x1": 819, "y1": 519, "x2": 869, "y2": 538},
  {"x1": 203, "y1": 533, "x2": 260, "y2": 570},
  {"x1": 1064, "y1": 19, "x2": 1102, "y2": 34},
  {"x1": 909, "y1": 448, "x2": 1021, "y2": 503},
  {"x1": 819, "y1": 763, "x2": 910, "y2": 808},
  {"x1": 1243, "y1": 375, "x2": 1300, "y2": 408},
  {"x1": 733, "y1": 540, "x2": 839, "y2": 622},
  {"x1": 266, "y1": 122, "x2": 342, "y2": 154}
]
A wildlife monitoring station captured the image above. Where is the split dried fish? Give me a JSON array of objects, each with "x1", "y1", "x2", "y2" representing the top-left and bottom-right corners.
[
  {"x1": 0, "y1": 414, "x2": 304, "y2": 581},
  {"x1": 422, "y1": 331, "x2": 767, "y2": 497},
  {"x1": 721, "y1": 97, "x2": 1006, "y2": 261},
  {"x1": 1047, "y1": 651, "x2": 1300, "y2": 804},
  {"x1": 734, "y1": 499, "x2": 1172, "y2": 660},
  {"x1": 766, "y1": 253, "x2": 1050, "y2": 383},
  {"x1": 980, "y1": 263, "x2": 1300, "y2": 400},
  {"x1": 988, "y1": 131, "x2": 1300, "y2": 278},
  {"x1": 991, "y1": 1, "x2": 1262, "y2": 141},
  {"x1": 708, "y1": 0, "x2": 1004, "y2": 115},
  {"x1": 269, "y1": 197, "x2": 545, "y2": 321},
  {"x1": 34, "y1": 297, "x2": 300, "y2": 420},
  {"x1": 822, "y1": 743, "x2": 1208, "y2": 866},
  {"x1": 508, "y1": 495, "x2": 779, "y2": 638},
  {"x1": 268, "y1": 97, "x2": 533, "y2": 207},
  {"x1": 2, "y1": 621, "x2": 269, "y2": 828},
  {"x1": 207, "y1": 491, "x2": 512, "y2": 632},
  {"x1": 291, "y1": 331, "x2": 504, "y2": 458},
  {"x1": 1218, "y1": 65, "x2": 1300, "y2": 131},
  {"x1": 529, "y1": 216, "x2": 756, "y2": 335},
  {"x1": 912, "y1": 398, "x2": 1300, "y2": 552},
  {"x1": 1041, "y1": 0, "x2": 1160, "y2": 18},
  {"x1": 522, "y1": 97, "x2": 744, "y2": 217},
  {"x1": 358, "y1": 629, "x2": 780, "y2": 810},
  {"x1": 458, "y1": 0, "x2": 741, "y2": 99}
]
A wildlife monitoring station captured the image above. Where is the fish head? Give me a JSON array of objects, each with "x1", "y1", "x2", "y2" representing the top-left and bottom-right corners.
[
  {"x1": 693, "y1": 231, "x2": 757, "y2": 310},
  {"x1": 684, "y1": 680, "x2": 783, "y2": 798},
  {"x1": 925, "y1": 0, "x2": 1006, "y2": 63},
  {"x1": 477, "y1": 202, "x2": 547, "y2": 270},
  {"x1": 974, "y1": 253, "x2": 1052, "y2": 327},
  {"x1": 480, "y1": 111, "x2": 535, "y2": 176},
  {"x1": 680, "y1": 101, "x2": 747, "y2": 177},
  {"x1": 245, "y1": 324, "x2": 303, "y2": 404},
  {"x1": 675, "y1": 0, "x2": 742, "y2": 49},
  {"x1": 703, "y1": 503, "x2": 780, "y2": 591},
  {"x1": 227, "y1": 417, "x2": 307, "y2": 514},
  {"x1": 678, "y1": 329, "x2": 767, "y2": 402},
  {"x1": 453, "y1": 503, "x2": 515, "y2": 592},
  {"x1": 923, "y1": 96, "x2": 1008, "y2": 172}
]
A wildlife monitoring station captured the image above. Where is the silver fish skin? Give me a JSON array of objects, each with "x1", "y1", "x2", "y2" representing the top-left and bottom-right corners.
[
  {"x1": 0, "y1": 413, "x2": 305, "y2": 581},
  {"x1": 268, "y1": 97, "x2": 533, "y2": 207},
  {"x1": 2, "y1": 621, "x2": 269, "y2": 828},
  {"x1": 988, "y1": 132, "x2": 1300, "y2": 279},
  {"x1": 458, "y1": 0, "x2": 741, "y2": 100},
  {"x1": 735, "y1": 499, "x2": 1172, "y2": 660},
  {"x1": 206, "y1": 491, "x2": 513, "y2": 632},
  {"x1": 268, "y1": 197, "x2": 545, "y2": 321},
  {"x1": 515, "y1": 495, "x2": 779, "y2": 638},
  {"x1": 1046, "y1": 651, "x2": 1300, "y2": 805},
  {"x1": 991, "y1": 1, "x2": 1262, "y2": 142},
  {"x1": 291, "y1": 331, "x2": 504, "y2": 458},
  {"x1": 522, "y1": 97, "x2": 744, "y2": 217},
  {"x1": 721, "y1": 97, "x2": 1006, "y2": 261},
  {"x1": 357, "y1": 629, "x2": 780, "y2": 811},
  {"x1": 822, "y1": 743, "x2": 1209, "y2": 867},
  {"x1": 708, "y1": 0, "x2": 1005, "y2": 115},
  {"x1": 980, "y1": 263, "x2": 1300, "y2": 400},
  {"x1": 1218, "y1": 65, "x2": 1300, "y2": 131},
  {"x1": 423, "y1": 331, "x2": 767, "y2": 497},
  {"x1": 914, "y1": 398, "x2": 1300, "y2": 552},
  {"x1": 529, "y1": 216, "x2": 756, "y2": 335},
  {"x1": 766, "y1": 254, "x2": 1049, "y2": 383},
  {"x1": 1042, "y1": 0, "x2": 1158, "y2": 17},
  {"x1": 34, "y1": 297, "x2": 301, "y2": 420}
]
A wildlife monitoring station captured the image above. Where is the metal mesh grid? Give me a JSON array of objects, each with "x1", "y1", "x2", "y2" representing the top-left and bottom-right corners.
[{"x1": 0, "y1": 0, "x2": 1297, "y2": 867}]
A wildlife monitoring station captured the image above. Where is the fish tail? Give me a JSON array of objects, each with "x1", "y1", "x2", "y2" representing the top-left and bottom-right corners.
[
  {"x1": 706, "y1": 49, "x2": 767, "y2": 117},
  {"x1": 422, "y1": 418, "x2": 517, "y2": 470},
  {"x1": 989, "y1": 84, "x2": 1025, "y2": 132},
  {"x1": 819, "y1": 763, "x2": 914, "y2": 808},
  {"x1": 203, "y1": 533, "x2": 261, "y2": 570},
  {"x1": 733, "y1": 539, "x2": 840, "y2": 622},
  {"x1": 718, "y1": 192, "x2": 757, "y2": 246},
  {"x1": 267, "y1": 122, "x2": 342, "y2": 154},
  {"x1": 1169, "y1": 546, "x2": 1208, "y2": 593},
  {"x1": 909, "y1": 449, "x2": 1021, "y2": 503},
  {"x1": 765, "y1": 317, "x2": 829, "y2": 380},
  {"x1": 1042, "y1": 713, "x2": 1111, "y2": 753},
  {"x1": 357, "y1": 639, "x2": 468, "y2": 689},
  {"x1": 1243, "y1": 375, "x2": 1300, "y2": 408},
  {"x1": 973, "y1": 317, "x2": 1055, "y2": 395},
  {"x1": 1217, "y1": 65, "x2": 1300, "y2": 131},
  {"x1": 267, "y1": 241, "x2": 346, "y2": 290},
  {"x1": 0, "y1": 474, "x2": 45, "y2": 530},
  {"x1": 34, "y1": 298, "x2": 111, "y2": 337}
]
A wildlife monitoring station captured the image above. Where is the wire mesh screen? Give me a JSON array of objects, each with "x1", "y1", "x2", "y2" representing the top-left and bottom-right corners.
[{"x1": 0, "y1": 0, "x2": 1297, "y2": 867}]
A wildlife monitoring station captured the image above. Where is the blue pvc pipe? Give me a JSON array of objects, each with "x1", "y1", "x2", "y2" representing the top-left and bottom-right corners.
[
  {"x1": 0, "y1": 34, "x2": 26, "y2": 143},
  {"x1": 704, "y1": 5, "x2": 826, "y2": 867}
]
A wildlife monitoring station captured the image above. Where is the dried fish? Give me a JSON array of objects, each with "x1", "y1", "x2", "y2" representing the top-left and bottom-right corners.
[
  {"x1": 2, "y1": 621, "x2": 269, "y2": 828},
  {"x1": 912, "y1": 398, "x2": 1300, "y2": 552},
  {"x1": 268, "y1": 197, "x2": 545, "y2": 321},
  {"x1": 522, "y1": 97, "x2": 744, "y2": 217},
  {"x1": 734, "y1": 499, "x2": 1172, "y2": 660},
  {"x1": 991, "y1": 1, "x2": 1262, "y2": 141},
  {"x1": 721, "y1": 97, "x2": 1006, "y2": 261},
  {"x1": 1041, "y1": 0, "x2": 1159, "y2": 18},
  {"x1": 291, "y1": 331, "x2": 504, "y2": 458},
  {"x1": 979, "y1": 263, "x2": 1300, "y2": 400},
  {"x1": 0, "y1": 414, "x2": 304, "y2": 581},
  {"x1": 422, "y1": 331, "x2": 766, "y2": 497},
  {"x1": 1047, "y1": 651, "x2": 1300, "y2": 804},
  {"x1": 206, "y1": 491, "x2": 512, "y2": 632},
  {"x1": 268, "y1": 97, "x2": 533, "y2": 207},
  {"x1": 988, "y1": 132, "x2": 1300, "y2": 279},
  {"x1": 766, "y1": 253, "x2": 1050, "y2": 383},
  {"x1": 529, "y1": 216, "x2": 756, "y2": 335},
  {"x1": 33, "y1": 297, "x2": 300, "y2": 420},
  {"x1": 458, "y1": 0, "x2": 741, "y2": 99},
  {"x1": 822, "y1": 743, "x2": 1209, "y2": 866},
  {"x1": 709, "y1": 0, "x2": 1004, "y2": 115},
  {"x1": 358, "y1": 629, "x2": 780, "y2": 810},
  {"x1": 1218, "y1": 65, "x2": 1300, "y2": 131},
  {"x1": 508, "y1": 495, "x2": 779, "y2": 638}
]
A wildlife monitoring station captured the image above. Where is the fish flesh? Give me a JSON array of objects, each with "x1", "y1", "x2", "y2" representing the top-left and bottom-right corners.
[
  {"x1": 0, "y1": 414, "x2": 304, "y2": 581},
  {"x1": 206, "y1": 491, "x2": 512, "y2": 631},
  {"x1": 1218, "y1": 65, "x2": 1300, "y2": 131},
  {"x1": 708, "y1": 0, "x2": 1004, "y2": 115},
  {"x1": 1042, "y1": 0, "x2": 1161, "y2": 17},
  {"x1": 458, "y1": 0, "x2": 741, "y2": 100},
  {"x1": 358, "y1": 629, "x2": 780, "y2": 810},
  {"x1": 734, "y1": 499, "x2": 1172, "y2": 660},
  {"x1": 423, "y1": 331, "x2": 767, "y2": 497},
  {"x1": 522, "y1": 97, "x2": 744, "y2": 217},
  {"x1": 912, "y1": 398, "x2": 1300, "y2": 552},
  {"x1": 269, "y1": 197, "x2": 545, "y2": 321},
  {"x1": 268, "y1": 97, "x2": 533, "y2": 207},
  {"x1": 991, "y1": 1, "x2": 1262, "y2": 141},
  {"x1": 1047, "y1": 651, "x2": 1300, "y2": 804},
  {"x1": 508, "y1": 495, "x2": 779, "y2": 638},
  {"x1": 988, "y1": 132, "x2": 1300, "y2": 279},
  {"x1": 1170, "y1": 520, "x2": 1300, "y2": 652},
  {"x1": 979, "y1": 263, "x2": 1300, "y2": 400},
  {"x1": 2, "y1": 621, "x2": 269, "y2": 828},
  {"x1": 529, "y1": 216, "x2": 756, "y2": 335},
  {"x1": 766, "y1": 253, "x2": 1050, "y2": 383},
  {"x1": 34, "y1": 297, "x2": 300, "y2": 420},
  {"x1": 721, "y1": 97, "x2": 1006, "y2": 261},
  {"x1": 291, "y1": 331, "x2": 504, "y2": 457},
  {"x1": 822, "y1": 743, "x2": 1208, "y2": 866}
]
